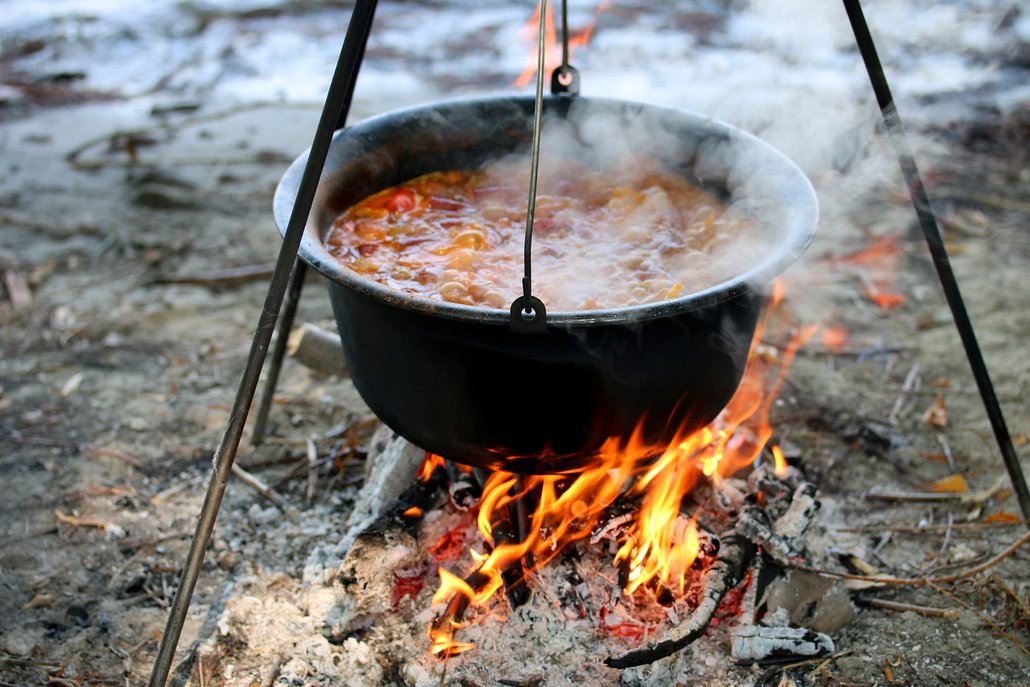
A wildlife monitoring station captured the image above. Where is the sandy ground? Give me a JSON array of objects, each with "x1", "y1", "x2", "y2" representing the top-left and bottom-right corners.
[{"x1": 2, "y1": 1, "x2": 1029, "y2": 686}]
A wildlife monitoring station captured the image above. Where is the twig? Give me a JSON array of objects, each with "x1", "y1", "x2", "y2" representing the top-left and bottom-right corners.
[
  {"x1": 230, "y1": 465, "x2": 292, "y2": 510},
  {"x1": 888, "y1": 363, "x2": 920, "y2": 425},
  {"x1": 90, "y1": 446, "x2": 148, "y2": 471},
  {"x1": 793, "y1": 530, "x2": 1030, "y2": 586},
  {"x1": 118, "y1": 531, "x2": 192, "y2": 554},
  {"x1": 306, "y1": 437, "x2": 318, "y2": 505},
  {"x1": 605, "y1": 532, "x2": 756, "y2": 668},
  {"x1": 259, "y1": 656, "x2": 285, "y2": 687},
  {"x1": 0, "y1": 527, "x2": 58, "y2": 548},
  {"x1": 865, "y1": 478, "x2": 1006, "y2": 505},
  {"x1": 754, "y1": 650, "x2": 854, "y2": 686},
  {"x1": 924, "y1": 580, "x2": 1029, "y2": 654},
  {"x1": 0, "y1": 655, "x2": 63, "y2": 669},
  {"x1": 150, "y1": 263, "x2": 275, "y2": 288},
  {"x1": 858, "y1": 597, "x2": 960, "y2": 620},
  {"x1": 54, "y1": 510, "x2": 111, "y2": 530},
  {"x1": 834, "y1": 519, "x2": 1028, "y2": 534}
]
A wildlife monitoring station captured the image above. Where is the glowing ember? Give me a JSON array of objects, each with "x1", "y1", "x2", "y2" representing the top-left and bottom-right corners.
[{"x1": 427, "y1": 285, "x2": 818, "y2": 658}]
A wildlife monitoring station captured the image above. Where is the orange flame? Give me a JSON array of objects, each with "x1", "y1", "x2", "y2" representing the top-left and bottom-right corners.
[
  {"x1": 429, "y1": 293, "x2": 814, "y2": 657},
  {"x1": 513, "y1": 1, "x2": 607, "y2": 88},
  {"x1": 771, "y1": 444, "x2": 789, "y2": 476},
  {"x1": 418, "y1": 453, "x2": 446, "y2": 482}
]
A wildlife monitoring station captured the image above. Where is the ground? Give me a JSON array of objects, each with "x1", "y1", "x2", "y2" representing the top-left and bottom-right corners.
[{"x1": 1, "y1": 1, "x2": 1028, "y2": 686}]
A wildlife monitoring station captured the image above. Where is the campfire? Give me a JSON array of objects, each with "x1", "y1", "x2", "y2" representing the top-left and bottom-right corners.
[
  {"x1": 128, "y1": 1, "x2": 1030, "y2": 686},
  {"x1": 320, "y1": 294, "x2": 837, "y2": 674}
]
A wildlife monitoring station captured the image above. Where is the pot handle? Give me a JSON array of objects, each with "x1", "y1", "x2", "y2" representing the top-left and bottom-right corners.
[{"x1": 510, "y1": 296, "x2": 547, "y2": 334}]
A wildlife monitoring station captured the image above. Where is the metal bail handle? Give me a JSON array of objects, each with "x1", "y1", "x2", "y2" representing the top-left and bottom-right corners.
[
  {"x1": 550, "y1": 0, "x2": 580, "y2": 96},
  {"x1": 510, "y1": 296, "x2": 547, "y2": 334},
  {"x1": 514, "y1": 0, "x2": 550, "y2": 334},
  {"x1": 551, "y1": 64, "x2": 580, "y2": 96}
]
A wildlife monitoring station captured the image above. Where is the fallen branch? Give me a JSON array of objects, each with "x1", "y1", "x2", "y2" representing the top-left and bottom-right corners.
[
  {"x1": 834, "y1": 519, "x2": 1028, "y2": 534},
  {"x1": 90, "y1": 446, "x2": 148, "y2": 471},
  {"x1": 925, "y1": 580, "x2": 1029, "y2": 654},
  {"x1": 54, "y1": 510, "x2": 112, "y2": 530},
  {"x1": 150, "y1": 263, "x2": 275, "y2": 288},
  {"x1": 230, "y1": 465, "x2": 292, "y2": 510},
  {"x1": 865, "y1": 478, "x2": 1007, "y2": 505},
  {"x1": 793, "y1": 530, "x2": 1030, "y2": 586},
  {"x1": 858, "y1": 596, "x2": 960, "y2": 620},
  {"x1": 0, "y1": 527, "x2": 58, "y2": 548},
  {"x1": 604, "y1": 532, "x2": 756, "y2": 668}
]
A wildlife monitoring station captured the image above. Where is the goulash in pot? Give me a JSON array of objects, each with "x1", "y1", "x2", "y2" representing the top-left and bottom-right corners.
[{"x1": 326, "y1": 158, "x2": 762, "y2": 311}]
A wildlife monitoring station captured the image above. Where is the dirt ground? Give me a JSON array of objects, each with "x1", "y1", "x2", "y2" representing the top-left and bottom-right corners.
[{"x1": 2, "y1": 2, "x2": 1029, "y2": 686}]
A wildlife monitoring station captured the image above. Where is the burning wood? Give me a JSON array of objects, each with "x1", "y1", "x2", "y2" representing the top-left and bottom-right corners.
[
  {"x1": 419, "y1": 312, "x2": 832, "y2": 668},
  {"x1": 605, "y1": 530, "x2": 756, "y2": 668}
]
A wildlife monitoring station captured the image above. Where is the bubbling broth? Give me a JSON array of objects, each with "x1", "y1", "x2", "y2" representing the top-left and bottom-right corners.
[{"x1": 326, "y1": 157, "x2": 766, "y2": 311}]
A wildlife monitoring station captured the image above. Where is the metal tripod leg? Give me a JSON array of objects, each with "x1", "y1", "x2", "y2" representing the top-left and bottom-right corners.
[
  {"x1": 251, "y1": 260, "x2": 308, "y2": 445},
  {"x1": 843, "y1": 0, "x2": 1030, "y2": 522},
  {"x1": 146, "y1": 2, "x2": 380, "y2": 685}
]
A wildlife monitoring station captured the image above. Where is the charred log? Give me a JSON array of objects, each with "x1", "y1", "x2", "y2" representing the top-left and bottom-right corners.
[
  {"x1": 730, "y1": 625, "x2": 834, "y2": 663},
  {"x1": 604, "y1": 531, "x2": 756, "y2": 668}
]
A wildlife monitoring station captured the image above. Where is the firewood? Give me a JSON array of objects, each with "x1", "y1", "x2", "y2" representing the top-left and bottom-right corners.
[
  {"x1": 287, "y1": 322, "x2": 348, "y2": 377},
  {"x1": 604, "y1": 531, "x2": 756, "y2": 668},
  {"x1": 729, "y1": 625, "x2": 834, "y2": 663},
  {"x1": 772, "y1": 483, "x2": 820, "y2": 540},
  {"x1": 736, "y1": 500, "x2": 808, "y2": 567}
]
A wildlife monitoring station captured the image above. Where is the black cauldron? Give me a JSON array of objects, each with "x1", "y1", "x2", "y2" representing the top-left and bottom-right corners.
[{"x1": 274, "y1": 96, "x2": 817, "y2": 473}]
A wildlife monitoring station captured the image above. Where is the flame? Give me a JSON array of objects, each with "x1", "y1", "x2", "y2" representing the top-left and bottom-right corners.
[
  {"x1": 513, "y1": 1, "x2": 607, "y2": 87},
  {"x1": 418, "y1": 453, "x2": 446, "y2": 482},
  {"x1": 771, "y1": 444, "x2": 789, "y2": 476},
  {"x1": 429, "y1": 291, "x2": 815, "y2": 657}
]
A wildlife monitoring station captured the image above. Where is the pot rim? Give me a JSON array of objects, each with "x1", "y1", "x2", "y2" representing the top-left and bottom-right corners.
[{"x1": 274, "y1": 94, "x2": 818, "y2": 326}]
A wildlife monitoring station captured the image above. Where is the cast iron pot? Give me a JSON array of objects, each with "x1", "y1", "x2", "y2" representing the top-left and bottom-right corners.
[{"x1": 274, "y1": 96, "x2": 817, "y2": 474}]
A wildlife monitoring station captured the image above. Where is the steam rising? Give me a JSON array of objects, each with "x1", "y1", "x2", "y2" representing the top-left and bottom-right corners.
[{"x1": 471, "y1": 103, "x2": 807, "y2": 312}]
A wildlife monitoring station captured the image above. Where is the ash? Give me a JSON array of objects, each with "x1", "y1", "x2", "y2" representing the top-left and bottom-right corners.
[{"x1": 198, "y1": 428, "x2": 842, "y2": 687}]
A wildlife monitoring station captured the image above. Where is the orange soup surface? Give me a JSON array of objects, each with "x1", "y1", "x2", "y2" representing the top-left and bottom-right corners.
[{"x1": 326, "y1": 160, "x2": 761, "y2": 311}]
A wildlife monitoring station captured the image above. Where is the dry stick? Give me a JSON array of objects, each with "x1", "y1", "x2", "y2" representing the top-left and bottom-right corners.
[
  {"x1": 924, "y1": 580, "x2": 1029, "y2": 654},
  {"x1": 230, "y1": 465, "x2": 292, "y2": 510},
  {"x1": 258, "y1": 656, "x2": 284, "y2": 687},
  {"x1": 0, "y1": 527, "x2": 58, "y2": 548},
  {"x1": 90, "y1": 446, "x2": 148, "y2": 471},
  {"x1": 151, "y1": 263, "x2": 275, "y2": 288},
  {"x1": 305, "y1": 437, "x2": 318, "y2": 505},
  {"x1": 865, "y1": 479, "x2": 1006, "y2": 505},
  {"x1": 888, "y1": 363, "x2": 919, "y2": 425},
  {"x1": 859, "y1": 597, "x2": 960, "y2": 620},
  {"x1": 835, "y1": 519, "x2": 1030, "y2": 534},
  {"x1": 794, "y1": 530, "x2": 1030, "y2": 586},
  {"x1": 755, "y1": 650, "x2": 854, "y2": 685},
  {"x1": 605, "y1": 533, "x2": 756, "y2": 669}
]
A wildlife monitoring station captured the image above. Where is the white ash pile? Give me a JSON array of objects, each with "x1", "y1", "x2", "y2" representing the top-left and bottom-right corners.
[{"x1": 196, "y1": 424, "x2": 858, "y2": 686}]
